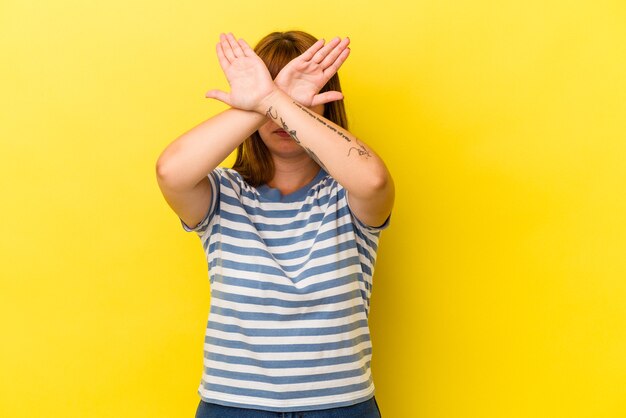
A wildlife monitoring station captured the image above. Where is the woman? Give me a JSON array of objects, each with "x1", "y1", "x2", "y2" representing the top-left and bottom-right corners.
[{"x1": 156, "y1": 31, "x2": 394, "y2": 418}]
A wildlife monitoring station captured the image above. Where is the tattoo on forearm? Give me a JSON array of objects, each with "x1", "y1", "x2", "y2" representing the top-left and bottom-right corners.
[
  {"x1": 267, "y1": 106, "x2": 300, "y2": 143},
  {"x1": 280, "y1": 117, "x2": 299, "y2": 143},
  {"x1": 266, "y1": 106, "x2": 278, "y2": 120},
  {"x1": 265, "y1": 106, "x2": 328, "y2": 169},
  {"x1": 292, "y1": 101, "x2": 352, "y2": 143},
  {"x1": 264, "y1": 104, "x2": 371, "y2": 166},
  {"x1": 347, "y1": 138, "x2": 372, "y2": 159}
]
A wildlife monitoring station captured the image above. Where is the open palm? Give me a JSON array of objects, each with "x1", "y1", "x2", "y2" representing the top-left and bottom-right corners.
[
  {"x1": 274, "y1": 37, "x2": 351, "y2": 107},
  {"x1": 205, "y1": 33, "x2": 276, "y2": 111},
  {"x1": 205, "y1": 33, "x2": 350, "y2": 111}
]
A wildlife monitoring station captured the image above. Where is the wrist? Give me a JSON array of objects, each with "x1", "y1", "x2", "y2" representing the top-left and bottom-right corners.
[{"x1": 255, "y1": 87, "x2": 283, "y2": 115}]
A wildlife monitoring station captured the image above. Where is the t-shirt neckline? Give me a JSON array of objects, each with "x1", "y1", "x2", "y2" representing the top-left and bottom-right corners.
[{"x1": 257, "y1": 168, "x2": 327, "y2": 203}]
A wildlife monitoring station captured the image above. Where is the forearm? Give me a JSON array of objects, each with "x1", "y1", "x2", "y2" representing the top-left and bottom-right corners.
[
  {"x1": 156, "y1": 107, "x2": 265, "y2": 190},
  {"x1": 259, "y1": 89, "x2": 391, "y2": 199}
]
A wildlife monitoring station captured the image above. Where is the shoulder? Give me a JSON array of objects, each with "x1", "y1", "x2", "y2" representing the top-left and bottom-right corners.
[
  {"x1": 314, "y1": 170, "x2": 339, "y2": 192},
  {"x1": 215, "y1": 167, "x2": 246, "y2": 188},
  {"x1": 215, "y1": 167, "x2": 238, "y2": 181},
  {"x1": 217, "y1": 167, "x2": 261, "y2": 200}
]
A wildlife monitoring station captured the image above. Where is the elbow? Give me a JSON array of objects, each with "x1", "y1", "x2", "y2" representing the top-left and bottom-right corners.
[
  {"x1": 156, "y1": 139, "x2": 184, "y2": 183},
  {"x1": 155, "y1": 155, "x2": 171, "y2": 183},
  {"x1": 370, "y1": 171, "x2": 389, "y2": 192},
  {"x1": 371, "y1": 166, "x2": 392, "y2": 191},
  {"x1": 155, "y1": 152, "x2": 181, "y2": 189},
  {"x1": 362, "y1": 168, "x2": 393, "y2": 199}
]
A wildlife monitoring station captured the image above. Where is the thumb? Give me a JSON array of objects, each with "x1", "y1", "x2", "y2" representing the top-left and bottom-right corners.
[
  {"x1": 204, "y1": 89, "x2": 231, "y2": 105},
  {"x1": 311, "y1": 91, "x2": 344, "y2": 107}
]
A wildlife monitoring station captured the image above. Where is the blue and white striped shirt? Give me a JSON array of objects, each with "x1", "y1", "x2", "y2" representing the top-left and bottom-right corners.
[{"x1": 181, "y1": 167, "x2": 389, "y2": 412}]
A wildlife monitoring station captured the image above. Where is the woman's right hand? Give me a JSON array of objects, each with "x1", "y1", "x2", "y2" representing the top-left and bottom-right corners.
[
  {"x1": 274, "y1": 37, "x2": 351, "y2": 107},
  {"x1": 205, "y1": 33, "x2": 277, "y2": 112}
]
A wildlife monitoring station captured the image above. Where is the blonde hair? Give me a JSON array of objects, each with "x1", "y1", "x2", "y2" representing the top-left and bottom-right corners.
[{"x1": 232, "y1": 31, "x2": 349, "y2": 187}]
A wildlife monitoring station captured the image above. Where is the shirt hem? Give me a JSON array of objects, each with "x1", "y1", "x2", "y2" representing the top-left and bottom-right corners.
[{"x1": 197, "y1": 385, "x2": 376, "y2": 413}]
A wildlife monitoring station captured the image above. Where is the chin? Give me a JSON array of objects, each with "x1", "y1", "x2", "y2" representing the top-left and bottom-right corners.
[{"x1": 270, "y1": 146, "x2": 309, "y2": 160}]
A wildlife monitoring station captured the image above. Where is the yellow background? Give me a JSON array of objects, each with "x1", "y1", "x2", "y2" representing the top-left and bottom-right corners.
[{"x1": 1, "y1": 0, "x2": 625, "y2": 417}]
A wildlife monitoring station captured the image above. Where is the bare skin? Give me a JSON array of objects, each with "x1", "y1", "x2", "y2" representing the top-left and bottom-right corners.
[{"x1": 157, "y1": 33, "x2": 393, "y2": 229}]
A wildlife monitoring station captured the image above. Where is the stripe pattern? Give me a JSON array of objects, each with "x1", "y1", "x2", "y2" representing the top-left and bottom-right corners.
[{"x1": 181, "y1": 167, "x2": 389, "y2": 412}]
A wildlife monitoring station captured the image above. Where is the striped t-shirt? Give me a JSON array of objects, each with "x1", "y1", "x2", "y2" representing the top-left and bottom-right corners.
[{"x1": 180, "y1": 166, "x2": 389, "y2": 412}]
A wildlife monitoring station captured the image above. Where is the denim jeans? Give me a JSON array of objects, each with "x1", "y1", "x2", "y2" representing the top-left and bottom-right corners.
[{"x1": 195, "y1": 396, "x2": 382, "y2": 418}]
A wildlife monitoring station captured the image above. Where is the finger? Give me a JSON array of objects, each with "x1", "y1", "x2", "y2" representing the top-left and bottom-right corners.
[
  {"x1": 220, "y1": 33, "x2": 236, "y2": 62},
  {"x1": 320, "y1": 37, "x2": 350, "y2": 69},
  {"x1": 312, "y1": 37, "x2": 341, "y2": 64},
  {"x1": 215, "y1": 42, "x2": 230, "y2": 69},
  {"x1": 324, "y1": 47, "x2": 350, "y2": 79},
  {"x1": 299, "y1": 38, "x2": 325, "y2": 62},
  {"x1": 311, "y1": 91, "x2": 344, "y2": 107},
  {"x1": 204, "y1": 89, "x2": 231, "y2": 105},
  {"x1": 239, "y1": 38, "x2": 255, "y2": 57},
  {"x1": 226, "y1": 32, "x2": 244, "y2": 58}
]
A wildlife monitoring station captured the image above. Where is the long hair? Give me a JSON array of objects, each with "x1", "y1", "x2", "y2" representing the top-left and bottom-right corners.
[{"x1": 232, "y1": 31, "x2": 349, "y2": 187}]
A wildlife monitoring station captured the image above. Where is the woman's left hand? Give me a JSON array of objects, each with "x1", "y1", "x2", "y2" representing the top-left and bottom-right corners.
[
  {"x1": 274, "y1": 37, "x2": 350, "y2": 107},
  {"x1": 204, "y1": 33, "x2": 276, "y2": 112}
]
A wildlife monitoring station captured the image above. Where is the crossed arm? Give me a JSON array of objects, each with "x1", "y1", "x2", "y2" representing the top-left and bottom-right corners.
[
  {"x1": 258, "y1": 88, "x2": 393, "y2": 227},
  {"x1": 157, "y1": 33, "x2": 394, "y2": 229}
]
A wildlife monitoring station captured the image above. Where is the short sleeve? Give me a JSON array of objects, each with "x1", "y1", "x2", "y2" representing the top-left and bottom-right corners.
[
  {"x1": 344, "y1": 189, "x2": 392, "y2": 234},
  {"x1": 180, "y1": 169, "x2": 222, "y2": 236}
]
